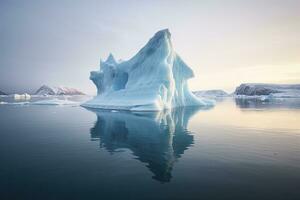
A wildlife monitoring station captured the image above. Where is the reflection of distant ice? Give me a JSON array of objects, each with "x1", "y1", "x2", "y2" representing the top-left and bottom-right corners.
[
  {"x1": 86, "y1": 107, "x2": 202, "y2": 183},
  {"x1": 235, "y1": 98, "x2": 300, "y2": 109}
]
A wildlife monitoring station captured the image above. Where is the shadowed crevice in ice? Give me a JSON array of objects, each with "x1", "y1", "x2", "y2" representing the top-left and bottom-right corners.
[{"x1": 87, "y1": 107, "x2": 202, "y2": 183}]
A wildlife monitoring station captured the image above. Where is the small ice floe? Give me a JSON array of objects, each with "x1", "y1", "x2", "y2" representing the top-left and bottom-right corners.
[
  {"x1": 13, "y1": 93, "x2": 31, "y2": 100},
  {"x1": 234, "y1": 94, "x2": 273, "y2": 102},
  {"x1": 259, "y1": 95, "x2": 272, "y2": 101},
  {"x1": 0, "y1": 101, "x2": 30, "y2": 105},
  {"x1": 13, "y1": 102, "x2": 30, "y2": 105}
]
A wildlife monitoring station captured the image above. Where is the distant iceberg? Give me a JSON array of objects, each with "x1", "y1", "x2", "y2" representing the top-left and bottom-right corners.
[
  {"x1": 234, "y1": 83, "x2": 300, "y2": 99},
  {"x1": 82, "y1": 29, "x2": 214, "y2": 111},
  {"x1": 13, "y1": 93, "x2": 31, "y2": 100}
]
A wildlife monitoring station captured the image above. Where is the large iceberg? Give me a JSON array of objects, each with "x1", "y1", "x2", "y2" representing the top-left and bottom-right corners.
[{"x1": 82, "y1": 29, "x2": 213, "y2": 111}]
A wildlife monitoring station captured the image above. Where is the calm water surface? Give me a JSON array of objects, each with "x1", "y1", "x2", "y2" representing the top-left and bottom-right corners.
[{"x1": 0, "y1": 98, "x2": 299, "y2": 200}]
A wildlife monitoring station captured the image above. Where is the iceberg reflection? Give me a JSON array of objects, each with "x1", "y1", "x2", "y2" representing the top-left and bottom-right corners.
[
  {"x1": 87, "y1": 107, "x2": 200, "y2": 183},
  {"x1": 235, "y1": 98, "x2": 300, "y2": 109}
]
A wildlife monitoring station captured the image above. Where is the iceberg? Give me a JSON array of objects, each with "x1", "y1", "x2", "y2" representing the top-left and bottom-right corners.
[
  {"x1": 82, "y1": 29, "x2": 213, "y2": 111},
  {"x1": 234, "y1": 83, "x2": 300, "y2": 98},
  {"x1": 13, "y1": 93, "x2": 31, "y2": 100}
]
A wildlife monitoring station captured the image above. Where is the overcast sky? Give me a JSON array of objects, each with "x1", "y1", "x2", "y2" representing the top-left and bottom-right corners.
[{"x1": 1, "y1": 0, "x2": 300, "y2": 94}]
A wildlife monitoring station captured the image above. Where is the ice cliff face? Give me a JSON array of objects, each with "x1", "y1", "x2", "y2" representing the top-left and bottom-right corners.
[{"x1": 83, "y1": 29, "x2": 213, "y2": 111}]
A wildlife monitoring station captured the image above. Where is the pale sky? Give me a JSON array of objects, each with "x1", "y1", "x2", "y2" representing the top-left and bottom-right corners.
[{"x1": 1, "y1": 0, "x2": 299, "y2": 94}]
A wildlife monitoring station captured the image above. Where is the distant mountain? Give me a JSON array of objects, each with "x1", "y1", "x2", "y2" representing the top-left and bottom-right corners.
[
  {"x1": 35, "y1": 85, "x2": 85, "y2": 95},
  {"x1": 234, "y1": 83, "x2": 300, "y2": 97},
  {"x1": 193, "y1": 90, "x2": 228, "y2": 97},
  {"x1": 0, "y1": 90, "x2": 7, "y2": 95}
]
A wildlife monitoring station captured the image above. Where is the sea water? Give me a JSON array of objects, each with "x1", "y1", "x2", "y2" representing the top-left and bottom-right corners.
[{"x1": 0, "y1": 98, "x2": 299, "y2": 200}]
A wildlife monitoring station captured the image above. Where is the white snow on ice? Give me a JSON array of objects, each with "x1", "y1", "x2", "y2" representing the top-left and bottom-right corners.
[{"x1": 13, "y1": 93, "x2": 31, "y2": 100}]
